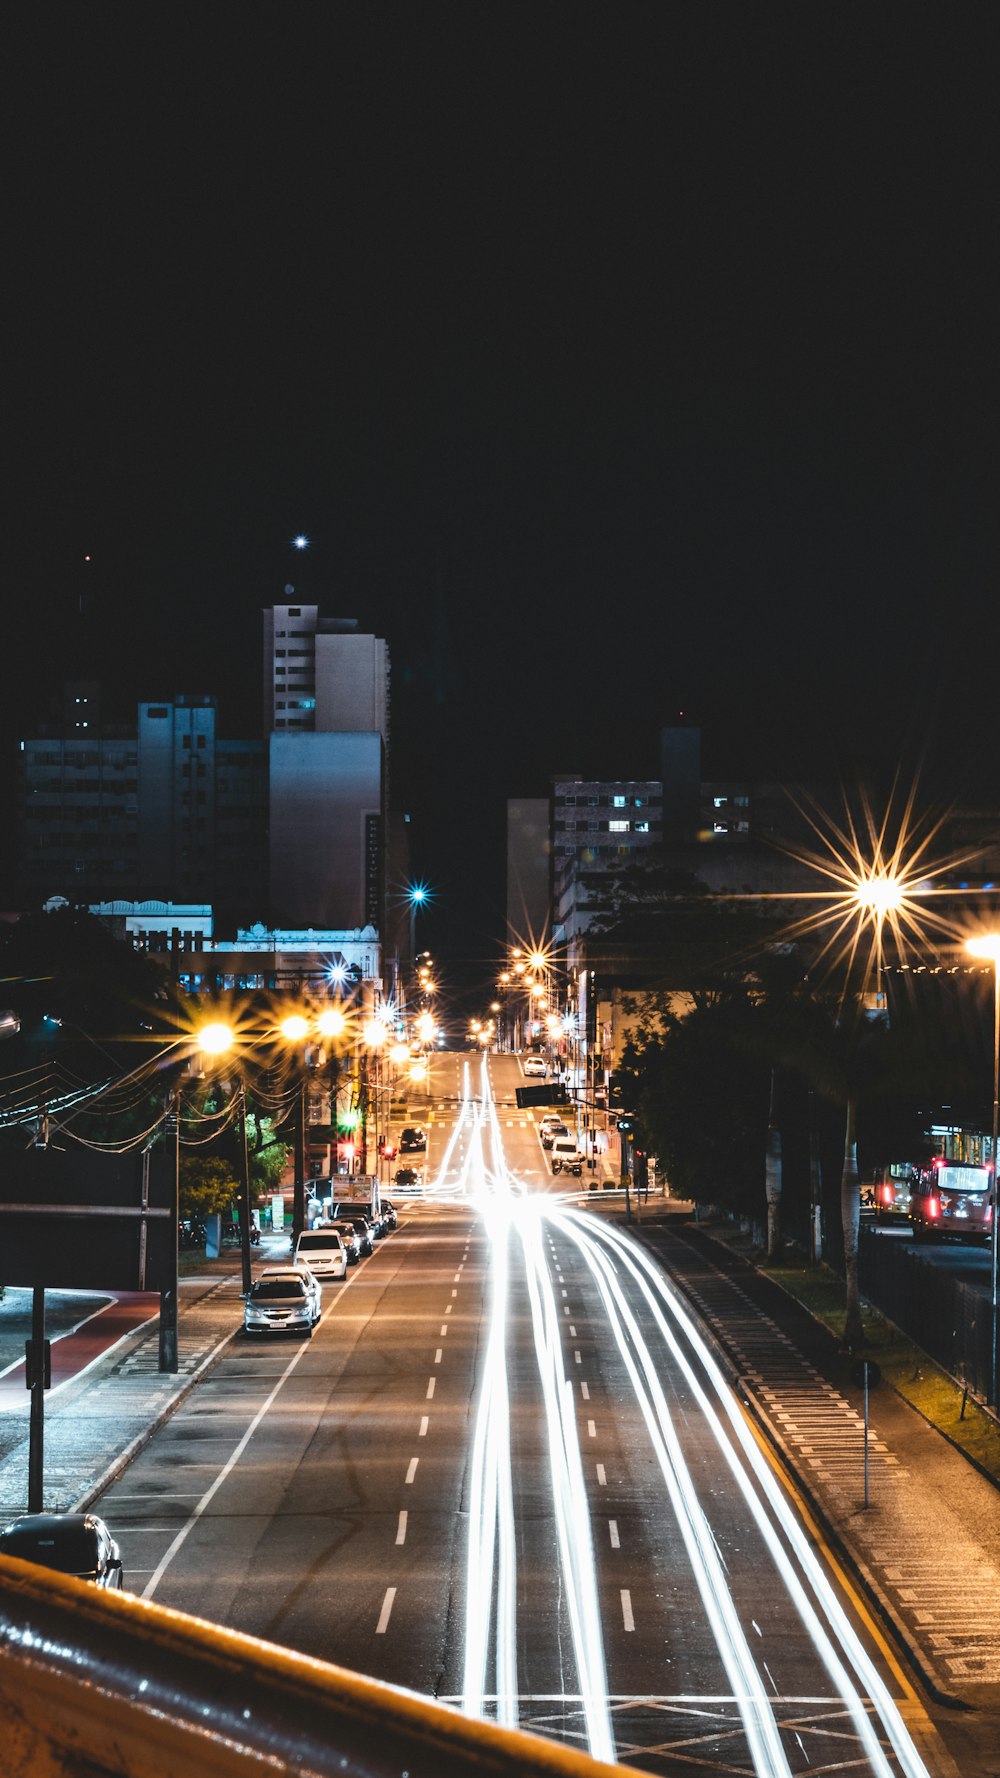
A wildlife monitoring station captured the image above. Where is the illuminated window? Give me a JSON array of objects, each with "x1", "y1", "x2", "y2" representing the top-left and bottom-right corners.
[
  {"x1": 713, "y1": 796, "x2": 728, "y2": 809},
  {"x1": 609, "y1": 820, "x2": 630, "y2": 833},
  {"x1": 635, "y1": 821, "x2": 649, "y2": 833},
  {"x1": 612, "y1": 795, "x2": 626, "y2": 807}
]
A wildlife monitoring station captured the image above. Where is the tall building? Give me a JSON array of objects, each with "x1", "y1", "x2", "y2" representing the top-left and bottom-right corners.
[
  {"x1": 551, "y1": 775, "x2": 663, "y2": 951},
  {"x1": 16, "y1": 693, "x2": 265, "y2": 913},
  {"x1": 262, "y1": 602, "x2": 390, "y2": 933},
  {"x1": 262, "y1": 602, "x2": 390, "y2": 739},
  {"x1": 506, "y1": 797, "x2": 550, "y2": 946}
]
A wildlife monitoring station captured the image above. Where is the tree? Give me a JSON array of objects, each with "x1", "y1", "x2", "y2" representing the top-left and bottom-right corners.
[{"x1": 178, "y1": 1156, "x2": 239, "y2": 1221}]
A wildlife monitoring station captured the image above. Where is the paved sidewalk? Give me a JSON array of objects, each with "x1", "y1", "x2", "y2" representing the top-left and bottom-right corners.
[
  {"x1": 634, "y1": 1218, "x2": 1000, "y2": 1720},
  {"x1": 0, "y1": 1252, "x2": 256, "y2": 1515}
]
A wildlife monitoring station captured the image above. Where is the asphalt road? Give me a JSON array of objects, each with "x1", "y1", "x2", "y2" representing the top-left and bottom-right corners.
[{"x1": 91, "y1": 1052, "x2": 948, "y2": 1777}]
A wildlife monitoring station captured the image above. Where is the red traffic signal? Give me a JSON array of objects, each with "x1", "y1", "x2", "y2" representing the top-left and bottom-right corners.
[{"x1": 380, "y1": 1143, "x2": 397, "y2": 1159}]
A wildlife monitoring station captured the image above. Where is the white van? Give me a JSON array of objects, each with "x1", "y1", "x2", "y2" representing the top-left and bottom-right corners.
[{"x1": 293, "y1": 1227, "x2": 348, "y2": 1280}]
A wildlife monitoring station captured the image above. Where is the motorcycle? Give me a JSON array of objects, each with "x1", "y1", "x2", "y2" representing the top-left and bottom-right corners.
[{"x1": 551, "y1": 1159, "x2": 583, "y2": 1177}]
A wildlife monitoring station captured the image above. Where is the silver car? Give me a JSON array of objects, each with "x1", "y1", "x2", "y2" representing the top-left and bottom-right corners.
[{"x1": 244, "y1": 1266, "x2": 322, "y2": 1336}]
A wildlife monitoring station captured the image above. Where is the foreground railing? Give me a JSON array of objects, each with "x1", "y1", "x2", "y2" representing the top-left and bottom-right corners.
[{"x1": 0, "y1": 1555, "x2": 628, "y2": 1778}]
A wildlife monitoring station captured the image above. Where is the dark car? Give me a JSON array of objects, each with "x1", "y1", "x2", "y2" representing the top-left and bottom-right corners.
[
  {"x1": 328, "y1": 1218, "x2": 364, "y2": 1264},
  {"x1": 400, "y1": 1125, "x2": 427, "y2": 1152},
  {"x1": 381, "y1": 1199, "x2": 398, "y2": 1230},
  {"x1": 330, "y1": 1211, "x2": 375, "y2": 1256},
  {"x1": 393, "y1": 1166, "x2": 424, "y2": 1194},
  {"x1": 541, "y1": 1122, "x2": 570, "y2": 1150},
  {"x1": 0, "y1": 1512, "x2": 124, "y2": 1590}
]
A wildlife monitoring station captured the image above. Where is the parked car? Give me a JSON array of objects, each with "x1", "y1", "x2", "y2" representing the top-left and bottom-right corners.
[
  {"x1": 523, "y1": 1055, "x2": 547, "y2": 1077},
  {"x1": 294, "y1": 1227, "x2": 348, "y2": 1280},
  {"x1": 327, "y1": 1219, "x2": 363, "y2": 1264},
  {"x1": 0, "y1": 1512, "x2": 124, "y2": 1590},
  {"x1": 244, "y1": 1266, "x2": 322, "y2": 1336},
  {"x1": 393, "y1": 1166, "x2": 424, "y2": 1194},
  {"x1": 381, "y1": 1199, "x2": 399, "y2": 1230},
  {"x1": 400, "y1": 1125, "x2": 427, "y2": 1152},
  {"x1": 329, "y1": 1210, "x2": 375, "y2": 1255},
  {"x1": 909, "y1": 1161, "x2": 993, "y2": 1243},
  {"x1": 540, "y1": 1121, "x2": 570, "y2": 1150}
]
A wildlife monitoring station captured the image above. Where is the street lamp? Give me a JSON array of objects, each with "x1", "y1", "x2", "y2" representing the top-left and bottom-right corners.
[
  {"x1": 966, "y1": 932, "x2": 1000, "y2": 1406},
  {"x1": 194, "y1": 1021, "x2": 255, "y2": 1295},
  {"x1": 852, "y1": 872, "x2": 904, "y2": 1014},
  {"x1": 407, "y1": 884, "x2": 431, "y2": 967}
]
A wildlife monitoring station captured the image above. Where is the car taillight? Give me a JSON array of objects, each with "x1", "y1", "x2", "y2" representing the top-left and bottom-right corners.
[
  {"x1": 926, "y1": 1196, "x2": 940, "y2": 1219},
  {"x1": 878, "y1": 1183, "x2": 894, "y2": 1206}
]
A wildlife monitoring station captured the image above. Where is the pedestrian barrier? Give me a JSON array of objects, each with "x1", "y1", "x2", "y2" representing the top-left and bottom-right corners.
[
  {"x1": 0, "y1": 1555, "x2": 631, "y2": 1778},
  {"x1": 859, "y1": 1229, "x2": 997, "y2": 1406}
]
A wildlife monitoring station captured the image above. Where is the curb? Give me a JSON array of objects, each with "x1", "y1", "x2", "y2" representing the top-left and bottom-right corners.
[{"x1": 73, "y1": 1318, "x2": 241, "y2": 1515}]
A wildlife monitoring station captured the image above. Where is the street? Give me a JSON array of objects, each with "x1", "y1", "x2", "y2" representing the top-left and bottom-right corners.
[{"x1": 75, "y1": 1050, "x2": 950, "y2": 1777}]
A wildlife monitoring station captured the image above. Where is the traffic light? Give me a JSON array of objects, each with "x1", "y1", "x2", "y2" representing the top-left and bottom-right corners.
[{"x1": 380, "y1": 1143, "x2": 397, "y2": 1160}]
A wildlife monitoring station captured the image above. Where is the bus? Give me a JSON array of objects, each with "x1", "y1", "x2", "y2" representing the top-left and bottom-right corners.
[{"x1": 908, "y1": 1158, "x2": 993, "y2": 1244}]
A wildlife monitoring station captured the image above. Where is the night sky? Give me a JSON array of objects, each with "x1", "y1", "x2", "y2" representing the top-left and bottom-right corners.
[{"x1": 3, "y1": 7, "x2": 997, "y2": 979}]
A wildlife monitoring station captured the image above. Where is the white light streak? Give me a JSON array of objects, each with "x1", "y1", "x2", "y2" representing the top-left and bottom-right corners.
[{"x1": 442, "y1": 1055, "x2": 932, "y2": 1778}]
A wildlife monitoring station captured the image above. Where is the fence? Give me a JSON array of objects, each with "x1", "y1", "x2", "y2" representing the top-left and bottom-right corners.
[{"x1": 859, "y1": 1230, "x2": 996, "y2": 1405}]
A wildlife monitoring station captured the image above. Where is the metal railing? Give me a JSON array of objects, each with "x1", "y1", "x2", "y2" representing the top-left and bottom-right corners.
[
  {"x1": 0, "y1": 1555, "x2": 632, "y2": 1778},
  {"x1": 859, "y1": 1229, "x2": 997, "y2": 1406}
]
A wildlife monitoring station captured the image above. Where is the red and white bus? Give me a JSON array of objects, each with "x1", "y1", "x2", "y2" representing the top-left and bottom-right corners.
[{"x1": 908, "y1": 1158, "x2": 994, "y2": 1243}]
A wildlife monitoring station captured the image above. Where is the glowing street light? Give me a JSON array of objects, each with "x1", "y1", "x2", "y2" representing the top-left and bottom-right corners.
[
  {"x1": 967, "y1": 931, "x2": 1000, "y2": 1406},
  {"x1": 316, "y1": 1007, "x2": 347, "y2": 1039},
  {"x1": 407, "y1": 883, "x2": 432, "y2": 965},
  {"x1": 197, "y1": 1021, "x2": 234, "y2": 1056}
]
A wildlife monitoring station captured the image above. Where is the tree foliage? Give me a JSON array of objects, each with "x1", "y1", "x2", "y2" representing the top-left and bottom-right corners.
[{"x1": 178, "y1": 1156, "x2": 239, "y2": 1219}]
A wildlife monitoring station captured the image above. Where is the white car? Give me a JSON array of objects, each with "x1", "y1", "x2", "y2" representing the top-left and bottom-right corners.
[
  {"x1": 294, "y1": 1227, "x2": 348, "y2": 1279},
  {"x1": 550, "y1": 1135, "x2": 584, "y2": 1174},
  {"x1": 523, "y1": 1055, "x2": 547, "y2": 1077},
  {"x1": 244, "y1": 1266, "x2": 322, "y2": 1336}
]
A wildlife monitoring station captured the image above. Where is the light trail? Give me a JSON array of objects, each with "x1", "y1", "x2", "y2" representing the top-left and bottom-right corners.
[
  {"x1": 552, "y1": 1206, "x2": 793, "y2": 1778},
  {"x1": 563, "y1": 1210, "x2": 932, "y2": 1778},
  {"x1": 434, "y1": 1057, "x2": 932, "y2": 1776}
]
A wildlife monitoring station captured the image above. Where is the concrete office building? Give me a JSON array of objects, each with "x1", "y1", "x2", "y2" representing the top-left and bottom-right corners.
[{"x1": 262, "y1": 602, "x2": 391, "y2": 933}]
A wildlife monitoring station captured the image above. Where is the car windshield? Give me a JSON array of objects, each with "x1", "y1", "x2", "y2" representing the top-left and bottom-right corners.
[
  {"x1": 251, "y1": 1278, "x2": 306, "y2": 1301},
  {"x1": 297, "y1": 1233, "x2": 339, "y2": 1251},
  {"x1": 0, "y1": 1523, "x2": 100, "y2": 1574}
]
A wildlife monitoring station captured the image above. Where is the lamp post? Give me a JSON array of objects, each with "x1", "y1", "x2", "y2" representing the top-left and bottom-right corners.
[
  {"x1": 966, "y1": 933, "x2": 1000, "y2": 1407},
  {"x1": 407, "y1": 884, "x2": 430, "y2": 973},
  {"x1": 279, "y1": 1014, "x2": 310, "y2": 1241}
]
